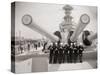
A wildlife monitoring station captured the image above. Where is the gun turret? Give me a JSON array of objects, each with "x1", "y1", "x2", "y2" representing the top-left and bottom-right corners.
[{"x1": 82, "y1": 30, "x2": 97, "y2": 46}]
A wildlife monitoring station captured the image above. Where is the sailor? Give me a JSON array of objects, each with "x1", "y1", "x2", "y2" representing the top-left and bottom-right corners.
[
  {"x1": 66, "y1": 45, "x2": 70, "y2": 63},
  {"x1": 69, "y1": 43, "x2": 74, "y2": 63},
  {"x1": 48, "y1": 43, "x2": 53, "y2": 64},
  {"x1": 64, "y1": 44, "x2": 68, "y2": 63},
  {"x1": 20, "y1": 45, "x2": 23, "y2": 54},
  {"x1": 62, "y1": 45, "x2": 65, "y2": 63},
  {"x1": 78, "y1": 45, "x2": 84, "y2": 63},
  {"x1": 58, "y1": 43, "x2": 63, "y2": 64},
  {"x1": 73, "y1": 46, "x2": 78, "y2": 63},
  {"x1": 28, "y1": 43, "x2": 30, "y2": 51},
  {"x1": 71, "y1": 42, "x2": 77, "y2": 63},
  {"x1": 53, "y1": 43, "x2": 59, "y2": 64}
]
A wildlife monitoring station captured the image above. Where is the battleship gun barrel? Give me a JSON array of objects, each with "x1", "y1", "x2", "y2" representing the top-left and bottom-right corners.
[
  {"x1": 70, "y1": 14, "x2": 90, "y2": 42},
  {"x1": 88, "y1": 33, "x2": 97, "y2": 41},
  {"x1": 22, "y1": 14, "x2": 58, "y2": 42}
]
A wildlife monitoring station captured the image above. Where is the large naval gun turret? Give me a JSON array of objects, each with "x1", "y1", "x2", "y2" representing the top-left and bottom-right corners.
[
  {"x1": 22, "y1": 13, "x2": 97, "y2": 47},
  {"x1": 21, "y1": 5, "x2": 97, "y2": 48}
]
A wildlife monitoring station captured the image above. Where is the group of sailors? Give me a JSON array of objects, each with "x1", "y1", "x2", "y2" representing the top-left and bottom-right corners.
[{"x1": 48, "y1": 42, "x2": 84, "y2": 64}]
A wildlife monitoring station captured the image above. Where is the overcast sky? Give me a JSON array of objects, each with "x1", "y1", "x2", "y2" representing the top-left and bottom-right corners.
[{"x1": 15, "y1": 2, "x2": 97, "y2": 39}]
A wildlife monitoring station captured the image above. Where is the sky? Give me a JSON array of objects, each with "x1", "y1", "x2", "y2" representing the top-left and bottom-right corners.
[{"x1": 15, "y1": 2, "x2": 97, "y2": 39}]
